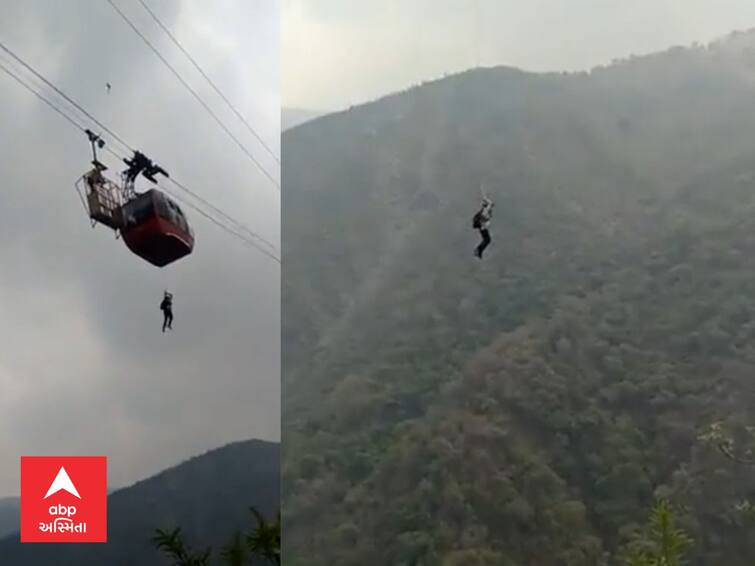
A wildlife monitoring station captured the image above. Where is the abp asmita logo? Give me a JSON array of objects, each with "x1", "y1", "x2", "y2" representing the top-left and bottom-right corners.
[{"x1": 20, "y1": 456, "x2": 107, "y2": 543}]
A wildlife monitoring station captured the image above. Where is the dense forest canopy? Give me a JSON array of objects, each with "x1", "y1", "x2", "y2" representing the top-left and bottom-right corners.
[{"x1": 283, "y1": 30, "x2": 755, "y2": 566}]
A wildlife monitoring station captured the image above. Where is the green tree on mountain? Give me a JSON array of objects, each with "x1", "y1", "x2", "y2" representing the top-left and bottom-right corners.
[
  {"x1": 624, "y1": 499, "x2": 691, "y2": 566},
  {"x1": 153, "y1": 507, "x2": 280, "y2": 565}
]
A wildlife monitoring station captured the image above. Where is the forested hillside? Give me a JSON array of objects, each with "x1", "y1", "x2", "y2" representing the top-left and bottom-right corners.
[{"x1": 283, "y1": 30, "x2": 755, "y2": 565}]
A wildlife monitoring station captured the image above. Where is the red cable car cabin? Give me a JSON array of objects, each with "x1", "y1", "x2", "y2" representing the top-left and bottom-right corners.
[{"x1": 120, "y1": 189, "x2": 194, "y2": 267}]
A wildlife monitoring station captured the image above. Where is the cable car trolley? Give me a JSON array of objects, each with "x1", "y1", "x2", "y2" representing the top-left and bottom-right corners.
[{"x1": 75, "y1": 130, "x2": 194, "y2": 267}]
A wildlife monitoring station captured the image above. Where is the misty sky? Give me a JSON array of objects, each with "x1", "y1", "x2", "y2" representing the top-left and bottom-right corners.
[
  {"x1": 0, "y1": 0, "x2": 279, "y2": 495},
  {"x1": 283, "y1": 0, "x2": 755, "y2": 111}
]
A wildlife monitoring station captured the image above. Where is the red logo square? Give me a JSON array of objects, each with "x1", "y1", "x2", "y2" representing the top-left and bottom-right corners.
[{"x1": 20, "y1": 456, "x2": 107, "y2": 543}]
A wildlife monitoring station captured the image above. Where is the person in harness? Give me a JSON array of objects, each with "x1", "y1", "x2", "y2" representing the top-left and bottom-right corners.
[
  {"x1": 473, "y1": 198, "x2": 494, "y2": 259},
  {"x1": 123, "y1": 151, "x2": 168, "y2": 185},
  {"x1": 160, "y1": 291, "x2": 173, "y2": 332},
  {"x1": 123, "y1": 151, "x2": 152, "y2": 185}
]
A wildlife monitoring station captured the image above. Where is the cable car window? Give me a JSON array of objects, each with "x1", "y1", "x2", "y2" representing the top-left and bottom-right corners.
[
  {"x1": 121, "y1": 195, "x2": 155, "y2": 228},
  {"x1": 154, "y1": 194, "x2": 171, "y2": 221},
  {"x1": 172, "y1": 203, "x2": 187, "y2": 231},
  {"x1": 170, "y1": 201, "x2": 180, "y2": 225},
  {"x1": 165, "y1": 199, "x2": 185, "y2": 231}
]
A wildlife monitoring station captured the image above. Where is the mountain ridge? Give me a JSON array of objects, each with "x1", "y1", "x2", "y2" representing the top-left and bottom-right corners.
[
  {"x1": 0, "y1": 438, "x2": 279, "y2": 565},
  {"x1": 282, "y1": 107, "x2": 326, "y2": 131}
]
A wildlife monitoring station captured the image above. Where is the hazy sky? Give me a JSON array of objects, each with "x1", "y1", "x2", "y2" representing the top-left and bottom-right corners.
[
  {"x1": 283, "y1": 0, "x2": 755, "y2": 111},
  {"x1": 0, "y1": 0, "x2": 279, "y2": 495}
]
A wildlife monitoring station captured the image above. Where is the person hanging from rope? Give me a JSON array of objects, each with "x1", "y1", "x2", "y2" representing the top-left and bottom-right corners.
[
  {"x1": 473, "y1": 197, "x2": 494, "y2": 259},
  {"x1": 160, "y1": 291, "x2": 174, "y2": 332},
  {"x1": 123, "y1": 150, "x2": 169, "y2": 185},
  {"x1": 123, "y1": 150, "x2": 152, "y2": 184},
  {"x1": 142, "y1": 162, "x2": 169, "y2": 183}
]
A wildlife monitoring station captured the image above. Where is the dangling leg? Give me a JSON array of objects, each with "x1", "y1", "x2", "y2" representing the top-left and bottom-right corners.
[
  {"x1": 162, "y1": 311, "x2": 168, "y2": 332},
  {"x1": 167, "y1": 311, "x2": 173, "y2": 330},
  {"x1": 475, "y1": 229, "x2": 491, "y2": 259}
]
